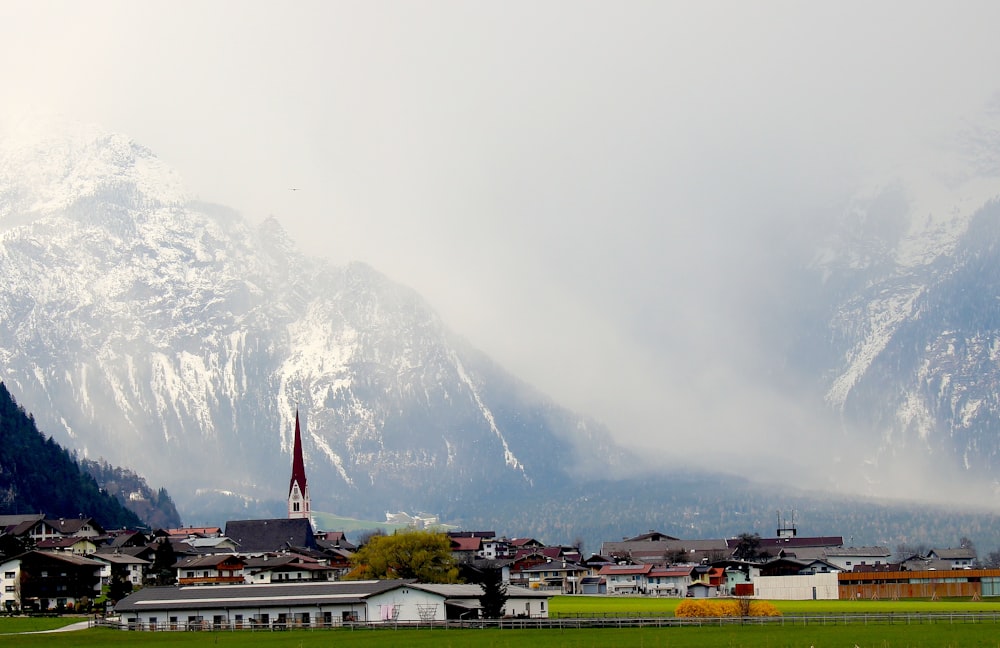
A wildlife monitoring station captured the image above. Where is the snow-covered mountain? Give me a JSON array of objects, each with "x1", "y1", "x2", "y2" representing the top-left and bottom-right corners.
[
  {"x1": 6, "y1": 107, "x2": 1000, "y2": 543},
  {"x1": 811, "y1": 99, "x2": 1000, "y2": 497},
  {"x1": 0, "y1": 115, "x2": 623, "y2": 520}
]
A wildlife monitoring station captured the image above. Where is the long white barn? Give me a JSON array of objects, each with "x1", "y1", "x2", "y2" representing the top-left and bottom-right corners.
[{"x1": 114, "y1": 579, "x2": 552, "y2": 629}]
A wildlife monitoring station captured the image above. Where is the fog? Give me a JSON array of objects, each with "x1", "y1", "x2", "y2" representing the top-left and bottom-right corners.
[{"x1": 4, "y1": 1, "x2": 1000, "y2": 503}]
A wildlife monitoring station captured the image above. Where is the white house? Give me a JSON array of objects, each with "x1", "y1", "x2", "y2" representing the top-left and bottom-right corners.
[
  {"x1": 597, "y1": 564, "x2": 653, "y2": 595},
  {"x1": 93, "y1": 553, "x2": 149, "y2": 587},
  {"x1": 823, "y1": 547, "x2": 891, "y2": 571},
  {"x1": 0, "y1": 558, "x2": 20, "y2": 611},
  {"x1": 114, "y1": 579, "x2": 553, "y2": 629},
  {"x1": 927, "y1": 548, "x2": 977, "y2": 569},
  {"x1": 646, "y1": 566, "x2": 693, "y2": 597}
]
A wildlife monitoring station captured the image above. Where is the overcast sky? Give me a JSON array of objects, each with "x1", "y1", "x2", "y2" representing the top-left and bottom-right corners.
[{"x1": 5, "y1": 1, "x2": 1000, "y2": 501}]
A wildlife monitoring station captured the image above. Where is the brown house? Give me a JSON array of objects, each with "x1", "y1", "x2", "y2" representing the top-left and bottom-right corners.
[{"x1": 175, "y1": 554, "x2": 246, "y2": 586}]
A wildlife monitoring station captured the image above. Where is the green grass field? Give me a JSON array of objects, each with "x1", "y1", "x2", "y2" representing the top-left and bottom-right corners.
[
  {"x1": 0, "y1": 616, "x2": 83, "y2": 633},
  {"x1": 6, "y1": 623, "x2": 1000, "y2": 648},
  {"x1": 6, "y1": 598, "x2": 1000, "y2": 648},
  {"x1": 549, "y1": 594, "x2": 1000, "y2": 616}
]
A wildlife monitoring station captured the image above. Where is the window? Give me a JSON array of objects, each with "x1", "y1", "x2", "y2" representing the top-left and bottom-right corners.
[{"x1": 3, "y1": 572, "x2": 14, "y2": 579}]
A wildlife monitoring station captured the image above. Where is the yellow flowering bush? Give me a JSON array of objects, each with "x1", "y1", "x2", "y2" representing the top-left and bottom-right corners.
[{"x1": 675, "y1": 599, "x2": 782, "y2": 618}]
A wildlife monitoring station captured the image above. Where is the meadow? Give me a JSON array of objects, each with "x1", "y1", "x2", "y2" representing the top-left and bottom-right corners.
[
  {"x1": 6, "y1": 598, "x2": 1000, "y2": 648},
  {"x1": 5, "y1": 622, "x2": 1000, "y2": 648},
  {"x1": 549, "y1": 594, "x2": 1000, "y2": 616}
]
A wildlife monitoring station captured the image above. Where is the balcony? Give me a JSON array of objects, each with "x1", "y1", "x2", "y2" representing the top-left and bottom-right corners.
[{"x1": 177, "y1": 576, "x2": 245, "y2": 586}]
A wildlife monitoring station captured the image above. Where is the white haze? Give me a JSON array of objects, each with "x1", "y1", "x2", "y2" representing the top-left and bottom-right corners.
[{"x1": 4, "y1": 1, "x2": 1000, "y2": 504}]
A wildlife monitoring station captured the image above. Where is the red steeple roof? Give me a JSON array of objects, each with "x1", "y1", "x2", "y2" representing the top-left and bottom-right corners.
[{"x1": 289, "y1": 410, "x2": 307, "y2": 496}]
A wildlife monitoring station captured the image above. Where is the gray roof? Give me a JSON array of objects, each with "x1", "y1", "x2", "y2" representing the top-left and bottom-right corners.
[
  {"x1": 929, "y1": 548, "x2": 977, "y2": 560},
  {"x1": 0, "y1": 514, "x2": 44, "y2": 529},
  {"x1": 824, "y1": 546, "x2": 891, "y2": 557},
  {"x1": 115, "y1": 579, "x2": 409, "y2": 612},
  {"x1": 93, "y1": 553, "x2": 150, "y2": 566},
  {"x1": 224, "y1": 518, "x2": 316, "y2": 553}
]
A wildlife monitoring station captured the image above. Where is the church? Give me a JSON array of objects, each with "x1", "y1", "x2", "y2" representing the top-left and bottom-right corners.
[
  {"x1": 287, "y1": 410, "x2": 310, "y2": 520},
  {"x1": 222, "y1": 411, "x2": 316, "y2": 553}
]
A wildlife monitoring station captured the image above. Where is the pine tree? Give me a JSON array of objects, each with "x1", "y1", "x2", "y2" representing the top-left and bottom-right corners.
[
  {"x1": 476, "y1": 562, "x2": 508, "y2": 619},
  {"x1": 150, "y1": 538, "x2": 177, "y2": 585}
]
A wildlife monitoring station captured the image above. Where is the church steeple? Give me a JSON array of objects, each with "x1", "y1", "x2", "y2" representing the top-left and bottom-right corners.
[{"x1": 288, "y1": 410, "x2": 310, "y2": 519}]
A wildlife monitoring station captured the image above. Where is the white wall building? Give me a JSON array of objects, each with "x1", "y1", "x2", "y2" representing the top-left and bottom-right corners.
[
  {"x1": 114, "y1": 580, "x2": 552, "y2": 629},
  {"x1": 753, "y1": 573, "x2": 839, "y2": 600}
]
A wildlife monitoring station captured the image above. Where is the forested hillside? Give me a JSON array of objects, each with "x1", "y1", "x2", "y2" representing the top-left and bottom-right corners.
[
  {"x1": 82, "y1": 459, "x2": 182, "y2": 529},
  {"x1": 0, "y1": 381, "x2": 143, "y2": 529}
]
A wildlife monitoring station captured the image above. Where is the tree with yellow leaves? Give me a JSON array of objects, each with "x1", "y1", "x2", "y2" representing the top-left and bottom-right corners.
[{"x1": 346, "y1": 529, "x2": 460, "y2": 583}]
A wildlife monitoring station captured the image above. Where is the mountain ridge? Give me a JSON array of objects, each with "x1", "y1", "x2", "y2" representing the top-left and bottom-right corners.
[
  {"x1": 0, "y1": 117, "x2": 624, "y2": 523},
  {"x1": 5, "y1": 117, "x2": 1000, "y2": 551}
]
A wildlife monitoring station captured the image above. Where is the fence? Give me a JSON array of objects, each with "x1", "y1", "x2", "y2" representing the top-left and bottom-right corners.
[{"x1": 96, "y1": 612, "x2": 1000, "y2": 632}]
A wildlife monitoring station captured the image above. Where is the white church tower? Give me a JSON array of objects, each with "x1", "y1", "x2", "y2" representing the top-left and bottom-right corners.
[{"x1": 288, "y1": 410, "x2": 311, "y2": 519}]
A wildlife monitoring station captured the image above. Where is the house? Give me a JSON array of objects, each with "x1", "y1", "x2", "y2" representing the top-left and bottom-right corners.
[
  {"x1": 927, "y1": 547, "x2": 977, "y2": 569},
  {"x1": 646, "y1": 565, "x2": 693, "y2": 597},
  {"x1": 244, "y1": 553, "x2": 337, "y2": 584},
  {"x1": 600, "y1": 532, "x2": 728, "y2": 565},
  {"x1": 175, "y1": 554, "x2": 246, "y2": 586},
  {"x1": 727, "y1": 533, "x2": 843, "y2": 561},
  {"x1": 758, "y1": 557, "x2": 839, "y2": 577},
  {"x1": 517, "y1": 560, "x2": 588, "y2": 594},
  {"x1": 107, "y1": 531, "x2": 150, "y2": 550},
  {"x1": 97, "y1": 543, "x2": 157, "y2": 565},
  {"x1": 3, "y1": 550, "x2": 103, "y2": 611},
  {"x1": 509, "y1": 549, "x2": 562, "y2": 586},
  {"x1": 166, "y1": 526, "x2": 223, "y2": 539},
  {"x1": 687, "y1": 566, "x2": 725, "y2": 597},
  {"x1": 480, "y1": 538, "x2": 511, "y2": 560},
  {"x1": 597, "y1": 563, "x2": 653, "y2": 595},
  {"x1": 0, "y1": 514, "x2": 44, "y2": 539},
  {"x1": 114, "y1": 579, "x2": 554, "y2": 629},
  {"x1": 181, "y1": 536, "x2": 239, "y2": 553},
  {"x1": 93, "y1": 552, "x2": 149, "y2": 587},
  {"x1": 450, "y1": 536, "x2": 483, "y2": 562},
  {"x1": 316, "y1": 531, "x2": 357, "y2": 552},
  {"x1": 31, "y1": 518, "x2": 105, "y2": 542},
  {"x1": 1, "y1": 558, "x2": 22, "y2": 611},
  {"x1": 822, "y1": 546, "x2": 892, "y2": 571},
  {"x1": 35, "y1": 537, "x2": 98, "y2": 555}
]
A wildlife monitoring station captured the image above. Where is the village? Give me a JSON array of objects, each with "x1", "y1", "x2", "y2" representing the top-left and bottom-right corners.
[{"x1": 1, "y1": 414, "x2": 998, "y2": 628}]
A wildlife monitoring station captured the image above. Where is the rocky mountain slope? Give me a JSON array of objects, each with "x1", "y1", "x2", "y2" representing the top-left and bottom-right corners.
[
  {"x1": 0, "y1": 116, "x2": 622, "y2": 521},
  {"x1": 810, "y1": 101, "x2": 1000, "y2": 498},
  {"x1": 4, "y1": 112, "x2": 1000, "y2": 549}
]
